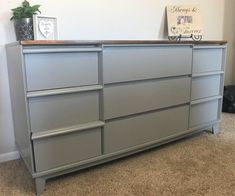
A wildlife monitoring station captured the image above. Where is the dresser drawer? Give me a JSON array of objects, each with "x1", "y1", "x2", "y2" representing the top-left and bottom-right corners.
[
  {"x1": 193, "y1": 48, "x2": 223, "y2": 73},
  {"x1": 189, "y1": 99, "x2": 220, "y2": 127},
  {"x1": 33, "y1": 128, "x2": 101, "y2": 172},
  {"x1": 29, "y1": 91, "x2": 99, "y2": 132},
  {"x1": 103, "y1": 46, "x2": 192, "y2": 84},
  {"x1": 25, "y1": 52, "x2": 99, "y2": 91},
  {"x1": 191, "y1": 75, "x2": 221, "y2": 100},
  {"x1": 104, "y1": 77, "x2": 190, "y2": 119},
  {"x1": 104, "y1": 105, "x2": 189, "y2": 154}
]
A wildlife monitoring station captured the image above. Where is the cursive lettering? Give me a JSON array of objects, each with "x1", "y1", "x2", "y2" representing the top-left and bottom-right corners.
[{"x1": 170, "y1": 6, "x2": 197, "y2": 14}]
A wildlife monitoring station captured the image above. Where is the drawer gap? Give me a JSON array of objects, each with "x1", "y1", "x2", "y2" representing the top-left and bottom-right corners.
[
  {"x1": 106, "y1": 103, "x2": 190, "y2": 122},
  {"x1": 32, "y1": 120, "x2": 105, "y2": 140},
  {"x1": 27, "y1": 85, "x2": 103, "y2": 98}
]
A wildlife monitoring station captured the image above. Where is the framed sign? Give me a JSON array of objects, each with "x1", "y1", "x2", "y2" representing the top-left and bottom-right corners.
[
  {"x1": 166, "y1": 5, "x2": 203, "y2": 38},
  {"x1": 33, "y1": 15, "x2": 58, "y2": 40}
]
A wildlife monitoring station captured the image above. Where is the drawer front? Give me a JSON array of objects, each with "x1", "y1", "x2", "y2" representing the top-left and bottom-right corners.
[
  {"x1": 104, "y1": 105, "x2": 189, "y2": 154},
  {"x1": 25, "y1": 52, "x2": 98, "y2": 91},
  {"x1": 29, "y1": 91, "x2": 99, "y2": 132},
  {"x1": 104, "y1": 77, "x2": 190, "y2": 120},
  {"x1": 33, "y1": 128, "x2": 101, "y2": 172},
  {"x1": 189, "y1": 100, "x2": 220, "y2": 127},
  {"x1": 191, "y1": 75, "x2": 221, "y2": 100},
  {"x1": 193, "y1": 49, "x2": 223, "y2": 73},
  {"x1": 103, "y1": 46, "x2": 192, "y2": 84}
]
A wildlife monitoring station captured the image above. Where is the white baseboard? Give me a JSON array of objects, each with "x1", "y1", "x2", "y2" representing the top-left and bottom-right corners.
[{"x1": 0, "y1": 151, "x2": 20, "y2": 163}]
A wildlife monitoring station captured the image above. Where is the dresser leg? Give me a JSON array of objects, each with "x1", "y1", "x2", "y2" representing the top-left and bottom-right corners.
[
  {"x1": 35, "y1": 177, "x2": 46, "y2": 196},
  {"x1": 212, "y1": 123, "x2": 220, "y2": 134}
]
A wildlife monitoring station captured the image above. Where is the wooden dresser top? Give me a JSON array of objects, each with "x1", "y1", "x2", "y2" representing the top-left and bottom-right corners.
[{"x1": 8, "y1": 40, "x2": 227, "y2": 46}]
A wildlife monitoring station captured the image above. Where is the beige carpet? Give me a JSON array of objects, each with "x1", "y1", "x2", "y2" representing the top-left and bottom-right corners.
[{"x1": 0, "y1": 113, "x2": 235, "y2": 196}]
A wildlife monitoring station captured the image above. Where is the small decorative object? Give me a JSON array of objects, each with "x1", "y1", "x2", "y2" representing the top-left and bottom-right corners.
[
  {"x1": 166, "y1": 5, "x2": 203, "y2": 41},
  {"x1": 10, "y1": 0, "x2": 41, "y2": 40},
  {"x1": 33, "y1": 15, "x2": 58, "y2": 40}
]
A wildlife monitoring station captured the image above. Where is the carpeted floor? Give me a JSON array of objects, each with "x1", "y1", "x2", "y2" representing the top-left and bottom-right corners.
[{"x1": 0, "y1": 113, "x2": 235, "y2": 196}]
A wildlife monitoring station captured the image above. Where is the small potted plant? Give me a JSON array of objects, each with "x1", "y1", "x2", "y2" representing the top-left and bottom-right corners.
[{"x1": 10, "y1": 0, "x2": 41, "y2": 40}]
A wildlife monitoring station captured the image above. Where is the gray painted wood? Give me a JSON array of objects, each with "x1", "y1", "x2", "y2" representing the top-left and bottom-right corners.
[
  {"x1": 104, "y1": 105, "x2": 189, "y2": 154},
  {"x1": 103, "y1": 46, "x2": 192, "y2": 84},
  {"x1": 191, "y1": 96, "x2": 222, "y2": 105},
  {"x1": 23, "y1": 47, "x2": 102, "y2": 54},
  {"x1": 29, "y1": 91, "x2": 99, "y2": 132},
  {"x1": 5, "y1": 42, "x2": 226, "y2": 196},
  {"x1": 35, "y1": 177, "x2": 46, "y2": 196},
  {"x1": 212, "y1": 123, "x2": 220, "y2": 134},
  {"x1": 33, "y1": 128, "x2": 101, "y2": 172},
  {"x1": 190, "y1": 99, "x2": 219, "y2": 127},
  {"x1": 33, "y1": 123, "x2": 205, "y2": 179},
  {"x1": 25, "y1": 52, "x2": 99, "y2": 91},
  {"x1": 5, "y1": 45, "x2": 33, "y2": 173},
  {"x1": 193, "y1": 48, "x2": 223, "y2": 73},
  {"x1": 31, "y1": 121, "x2": 105, "y2": 140},
  {"x1": 27, "y1": 85, "x2": 103, "y2": 98},
  {"x1": 191, "y1": 74, "x2": 221, "y2": 100},
  {"x1": 192, "y1": 71, "x2": 224, "y2": 77},
  {"x1": 217, "y1": 47, "x2": 227, "y2": 122},
  {"x1": 104, "y1": 77, "x2": 190, "y2": 119}
]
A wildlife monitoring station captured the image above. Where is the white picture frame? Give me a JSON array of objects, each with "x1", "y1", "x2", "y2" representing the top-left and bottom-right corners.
[
  {"x1": 33, "y1": 15, "x2": 58, "y2": 40},
  {"x1": 166, "y1": 5, "x2": 203, "y2": 37}
]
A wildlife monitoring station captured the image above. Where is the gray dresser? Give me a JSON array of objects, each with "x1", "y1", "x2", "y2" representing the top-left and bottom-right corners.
[{"x1": 6, "y1": 40, "x2": 226, "y2": 195}]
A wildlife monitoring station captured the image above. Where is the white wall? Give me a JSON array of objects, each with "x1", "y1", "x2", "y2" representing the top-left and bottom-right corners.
[
  {"x1": 33, "y1": 0, "x2": 225, "y2": 40},
  {"x1": 0, "y1": 0, "x2": 18, "y2": 157},
  {"x1": 0, "y1": 0, "x2": 230, "y2": 161},
  {"x1": 221, "y1": 0, "x2": 235, "y2": 86},
  {"x1": 223, "y1": 0, "x2": 235, "y2": 85}
]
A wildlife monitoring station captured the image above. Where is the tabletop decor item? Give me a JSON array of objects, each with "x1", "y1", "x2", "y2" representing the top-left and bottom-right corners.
[
  {"x1": 166, "y1": 5, "x2": 203, "y2": 41},
  {"x1": 10, "y1": 0, "x2": 41, "y2": 40},
  {"x1": 33, "y1": 15, "x2": 58, "y2": 40}
]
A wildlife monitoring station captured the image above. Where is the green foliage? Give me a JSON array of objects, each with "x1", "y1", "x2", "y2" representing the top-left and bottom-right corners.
[{"x1": 10, "y1": 0, "x2": 41, "y2": 20}]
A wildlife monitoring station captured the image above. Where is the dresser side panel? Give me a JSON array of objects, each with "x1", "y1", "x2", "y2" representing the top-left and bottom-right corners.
[{"x1": 6, "y1": 45, "x2": 33, "y2": 172}]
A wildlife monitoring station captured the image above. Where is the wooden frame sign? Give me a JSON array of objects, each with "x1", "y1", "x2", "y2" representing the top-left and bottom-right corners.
[{"x1": 167, "y1": 5, "x2": 203, "y2": 37}]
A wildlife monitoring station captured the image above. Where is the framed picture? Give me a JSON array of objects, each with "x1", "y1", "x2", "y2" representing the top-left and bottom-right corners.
[
  {"x1": 166, "y1": 5, "x2": 203, "y2": 37},
  {"x1": 33, "y1": 15, "x2": 58, "y2": 40}
]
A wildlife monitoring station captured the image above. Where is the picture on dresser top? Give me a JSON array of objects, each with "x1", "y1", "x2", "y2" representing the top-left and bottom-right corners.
[
  {"x1": 166, "y1": 5, "x2": 203, "y2": 38},
  {"x1": 33, "y1": 15, "x2": 58, "y2": 40}
]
